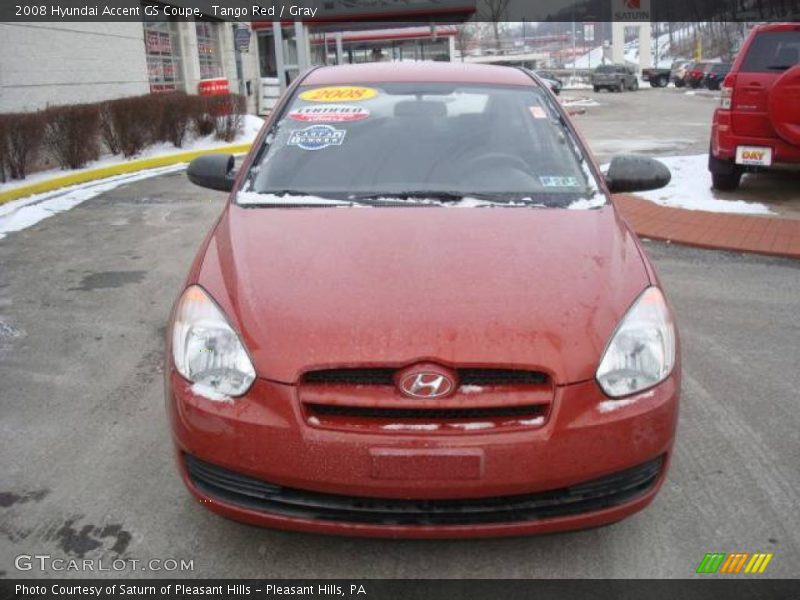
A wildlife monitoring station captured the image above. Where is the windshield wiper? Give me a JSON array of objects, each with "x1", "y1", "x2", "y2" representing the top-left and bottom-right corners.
[
  {"x1": 238, "y1": 190, "x2": 357, "y2": 207},
  {"x1": 347, "y1": 191, "x2": 517, "y2": 204}
]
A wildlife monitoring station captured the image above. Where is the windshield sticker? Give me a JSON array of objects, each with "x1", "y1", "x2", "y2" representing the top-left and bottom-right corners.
[
  {"x1": 288, "y1": 104, "x2": 370, "y2": 123},
  {"x1": 299, "y1": 86, "x2": 378, "y2": 102},
  {"x1": 529, "y1": 106, "x2": 547, "y2": 119},
  {"x1": 287, "y1": 125, "x2": 346, "y2": 150},
  {"x1": 540, "y1": 176, "x2": 580, "y2": 187}
]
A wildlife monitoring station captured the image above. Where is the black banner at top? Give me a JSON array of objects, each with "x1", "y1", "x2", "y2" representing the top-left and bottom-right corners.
[{"x1": 0, "y1": 0, "x2": 799, "y2": 22}]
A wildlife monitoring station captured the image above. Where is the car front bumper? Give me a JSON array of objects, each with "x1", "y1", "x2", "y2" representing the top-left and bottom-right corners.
[{"x1": 167, "y1": 370, "x2": 680, "y2": 538}]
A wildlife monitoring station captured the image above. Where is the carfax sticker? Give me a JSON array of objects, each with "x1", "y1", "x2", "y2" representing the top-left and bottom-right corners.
[
  {"x1": 540, "y1": 176, "x2": 580, "y2": 187},
  {"x1": 287, "y1": 125, "x2": 346, "y2": 150},
  {"x1": 529, "y1": 106, "x2": 547, "y2": 119},
  {"x1": 299, "y1": 86, "x2": 378, "y2": 102},
  {"x1": 288, "y1": 104, "x2": 370, "y2": 123}
]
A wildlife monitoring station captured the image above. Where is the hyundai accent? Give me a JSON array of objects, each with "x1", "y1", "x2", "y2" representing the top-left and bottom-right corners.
[{"x1": 167, "y1": 62, "x2": 679, "y2": 538}]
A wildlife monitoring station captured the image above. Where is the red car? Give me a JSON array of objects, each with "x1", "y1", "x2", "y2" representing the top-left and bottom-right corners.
[
  {"x1": 686, "y1": 61, "x2": 715, "y2": 88},
  {"x1": 710, "y1": 22, "x2": 800, "y2": 190},
  {"x1": 167, "y1": 62, "x2": 680, "y2": 538}
]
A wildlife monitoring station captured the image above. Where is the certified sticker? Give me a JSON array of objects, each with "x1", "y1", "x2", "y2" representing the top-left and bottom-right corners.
[
  {"x1": 288, "y1": 104, "x2": 370, "y2": 123},
  {"x1": 540, "y1": 176, "x2": 580, "y2": 187},
  {"x1": 299, "y1": 86, "x2": 378, "y2": 102},
  {"x1": 735, "y1": 146, "x2": 773, "y2": 166},
  {"x1": 287, "y1": 125, "x2": 346, "y2": 150}
]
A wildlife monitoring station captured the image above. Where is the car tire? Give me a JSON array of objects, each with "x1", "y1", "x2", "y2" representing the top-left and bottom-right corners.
[
  {"x1": 709, "y1": 152, "x2": 743, "y2": 191},
  {"x1": 631, "y1": 79, "x2": 639, "y2": 91},
  {"x1": 657, "y1": 76, "x2": 668, "y2": 88},
  {"x1": 593, "y1": 85, "x2": 600, "y2": 93},
  {"x1": 650, "y1": 80, "x2": 659, "y2": 88},
  {"x1": 675, "y1": 79, "x2": 685, "y2": 88}
]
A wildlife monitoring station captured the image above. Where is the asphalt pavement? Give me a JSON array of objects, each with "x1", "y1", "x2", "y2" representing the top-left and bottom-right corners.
[{"x1": 1, "y1": 89, "x2": 799, "y2": 579}]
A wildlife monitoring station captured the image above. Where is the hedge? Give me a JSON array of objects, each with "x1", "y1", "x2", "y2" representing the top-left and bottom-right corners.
[{"x1": 0, "y1": 92, "x2": 246, "y2": 181}]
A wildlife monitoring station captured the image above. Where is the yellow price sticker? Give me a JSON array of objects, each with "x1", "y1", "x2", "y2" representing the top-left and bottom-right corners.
[{"x1": 299, "y1": 86, "x2": 378, "y2": 102}]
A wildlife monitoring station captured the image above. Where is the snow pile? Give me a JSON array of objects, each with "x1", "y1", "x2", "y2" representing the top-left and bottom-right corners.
[
  {"x1": 635, "y1": 154, "x2": 772, "y2": 215},
  {"x1": 0, "y1": 165, "x2": 185, "y2": 240}
]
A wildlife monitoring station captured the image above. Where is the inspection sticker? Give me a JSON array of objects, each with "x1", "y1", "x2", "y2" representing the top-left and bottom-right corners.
[
  {"x1": 288, "y1": 104, "x2": 370, "y2": 123},
  {"x1": 540, "y1": 176, "x2": 580, "y2": 187},
  {"x1": 529, "y1": 106, "x2": 547, "y2": 119},
  {"x1": 299, "y1": 86, "x2": 378, "y2": 102},
  {"x1": 287, "y1": 125, "x2": 346, "y2": 150}
]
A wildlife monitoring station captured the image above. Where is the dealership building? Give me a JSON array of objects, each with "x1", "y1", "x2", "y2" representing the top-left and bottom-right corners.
[{"x1": 0, "y1": 3, "x2": 472, "y2": 115}]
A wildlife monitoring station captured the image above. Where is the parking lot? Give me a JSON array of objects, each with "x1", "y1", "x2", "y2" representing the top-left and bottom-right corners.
[{"x1": 1, "y1": 88, "x2": 799, "y2": 579}]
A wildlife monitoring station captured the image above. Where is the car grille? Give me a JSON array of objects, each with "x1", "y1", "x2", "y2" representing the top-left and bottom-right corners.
[
  {"x1": 303, "y1": 368, "x2": 548, "y2": 386},
  {"x1": 306, "y1": 403, "x2": 546, "y2": 420},
  {"x1": 300, "y1": 367, "x2": 552, "y2": 432},
  {"x1": 185, "y1": 454, "x2": 664, "y2": 526}
]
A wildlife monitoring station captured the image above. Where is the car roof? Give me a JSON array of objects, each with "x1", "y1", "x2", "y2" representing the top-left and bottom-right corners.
[
  {"x1": 754, "y1": 22, "x2": 800, "y2": 33},
  {"x1": 302, "y1": 62, "x2": 535, "y2": 87}
]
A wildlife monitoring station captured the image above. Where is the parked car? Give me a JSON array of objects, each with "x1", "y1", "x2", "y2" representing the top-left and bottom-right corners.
[
  {"x1": 704, "y1": 62, "x2": 732, "y2": 90},
  {"x1": 533, "y1": 70, "x2": 563, "y2": 95},
  {"x1": 642, "y1": 66, "x2": 671, "y2": 87},
  {"x1": 591, "y1": 64, "x2": 639, "y2": 92},
  {"x1": 686, "y1": 61, "x2": 715, "y2": 88},
  {"x1": 709, "y1": 22, "x2": 800, "y2": 190},
  {"x1": 670, "y1": 60, "x2": 692, "y2": 87},
  {"x1": 169, "y1": 62, "x2": 679, "y2": 538}
]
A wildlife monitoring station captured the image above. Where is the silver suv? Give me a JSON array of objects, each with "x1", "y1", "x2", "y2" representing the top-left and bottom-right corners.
[{"x1": 591, "y1": 64, "x2": 639, "y2": 92}]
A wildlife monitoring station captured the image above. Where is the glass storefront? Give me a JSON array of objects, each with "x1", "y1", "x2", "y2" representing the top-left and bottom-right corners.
[
  {"x1": 196, "y1": 21, "x2": 223, "y2": 80},
  {"x1": 143, "y1": 20, "x2": 183, "y2": 93}
]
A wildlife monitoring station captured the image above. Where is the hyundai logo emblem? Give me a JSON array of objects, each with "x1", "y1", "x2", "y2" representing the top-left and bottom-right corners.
[{"x1": 398, "y1": 372, "x2": 455, "y2": 399}]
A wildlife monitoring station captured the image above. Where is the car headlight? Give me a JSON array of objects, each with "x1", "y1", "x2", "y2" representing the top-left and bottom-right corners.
[
  {"x1": 596, "y1": 287, "x2": 676, "y2": 398},
  {"x1": 171, "y1": 285, "x2": 256, "y2": 397}
]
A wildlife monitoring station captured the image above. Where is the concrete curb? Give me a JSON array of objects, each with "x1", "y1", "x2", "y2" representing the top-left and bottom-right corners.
[
  {"x1": 615, "y1": 194, "x2": 800, "y2": 260},
  {"x1": 0, "y1": 143, "x2": 252, "y2": 206}
]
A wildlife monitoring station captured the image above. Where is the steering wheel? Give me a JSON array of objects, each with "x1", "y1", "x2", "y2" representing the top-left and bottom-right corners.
[{"x1": 459, "y1": 152, "x2": 531, "y2": 176}]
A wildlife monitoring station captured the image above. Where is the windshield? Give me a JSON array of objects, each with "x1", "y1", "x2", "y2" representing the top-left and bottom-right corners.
[{"x1": 239, "y1": 82, "x2": 602, "y2": 208}]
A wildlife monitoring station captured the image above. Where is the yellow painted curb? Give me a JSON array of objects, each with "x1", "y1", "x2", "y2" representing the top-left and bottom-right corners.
[{"x1": 0, "y1": 143, "x2": 252, "y2": 206}]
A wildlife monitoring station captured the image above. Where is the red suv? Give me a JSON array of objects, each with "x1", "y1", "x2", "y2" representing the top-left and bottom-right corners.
[{"x1": 710, "y1": 23, "x2": 800, "y2": 190}]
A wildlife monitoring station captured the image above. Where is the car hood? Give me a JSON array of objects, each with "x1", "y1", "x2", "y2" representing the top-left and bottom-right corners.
[{"x1": 197, "y1": 204, "x2": 650, "y2": 385}]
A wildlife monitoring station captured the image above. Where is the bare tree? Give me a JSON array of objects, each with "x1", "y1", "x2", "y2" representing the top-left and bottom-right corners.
[
  {"x1": 454, "y1": 24, "x2": 474, "y2": 61},
  {"x1": 479, "y1": 0, "x2": 512, "y2": 52}
]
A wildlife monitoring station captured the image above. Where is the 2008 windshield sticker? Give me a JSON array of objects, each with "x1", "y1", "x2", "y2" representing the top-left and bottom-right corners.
[
  {"x1": 288, "y1": 125, "x2": 346, "y2": 150},
  {"x1": 299, "y1": 86, "x2": 378, "y2": 102},
  {"x1": 288, "y1": 104, "x2": 370, "y2": 123},
  {"x1": 540, "y1": 176, "x2": 580, "y2": 187}
]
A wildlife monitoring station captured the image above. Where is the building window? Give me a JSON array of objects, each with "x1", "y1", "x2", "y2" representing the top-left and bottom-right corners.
[
  {"x1": 143, "y1": 20, "x2": 182, "y2": 93},
  {"x1": 196, "y1": 22, "x2": 223, "y2": 80}
]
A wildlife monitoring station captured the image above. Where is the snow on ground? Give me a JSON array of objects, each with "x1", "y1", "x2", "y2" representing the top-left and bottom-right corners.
[
  {"x1": 0, "y1": 165, "x2": 186, "y2": 240},
  {"x1": 0, "y1": 115, "x2": 264, "y2": 240},
  {"x1": 560, "y1": 97, "x2": 602, "y2": 108},
  {"x1": 0, "y1": 115, "x2": 264, "y2": 194},
  {"x1": 635, "y1": 154, "x2": 772, "y2": 215}
]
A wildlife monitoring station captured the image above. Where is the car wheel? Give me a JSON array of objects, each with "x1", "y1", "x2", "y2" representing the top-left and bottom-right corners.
[
  {"x1": 593, "y1": 85, "x2": 600, "y2": 93},
  {"x1": 709, "y1": 152, "x2": 744, "y2": 191},
  {"x1": 675, "y1": 79, "x2": 685, "y2": 88},
  {"x1": 657, "y1": 76, "x2": 668, "y2": 88},
  {"x1": 711, "y1": 170, "x2": 743, "y2": 191},
  {"x1": 631, "y1": 79, "x2": 639, "y2": 91},
  {"x1": 650, "y1": 80, "x2": 658, "y2": 88}
]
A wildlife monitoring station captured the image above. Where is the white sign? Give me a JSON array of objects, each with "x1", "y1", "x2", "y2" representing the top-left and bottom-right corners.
[{"x1": 584, "y1": 23, "x2": 595, "y2": 42}]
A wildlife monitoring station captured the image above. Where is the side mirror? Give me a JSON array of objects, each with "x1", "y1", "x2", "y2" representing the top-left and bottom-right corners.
[
  {"x1": 605, "y1": 154, "x2": 671, "y2": 193},
  {"x1": 187, "y1": 154, "x2": 236, "y2": 192}
]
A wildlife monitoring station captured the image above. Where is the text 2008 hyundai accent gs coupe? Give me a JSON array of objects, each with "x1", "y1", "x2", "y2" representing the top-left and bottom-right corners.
[{"x1": 166, "y1": 62, "x2": 679, "y2": 538}]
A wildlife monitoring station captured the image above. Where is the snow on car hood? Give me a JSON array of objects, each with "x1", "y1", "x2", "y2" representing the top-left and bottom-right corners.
[{"x1": 196, "y1": 204, "x2": 649, "y2": 384}]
